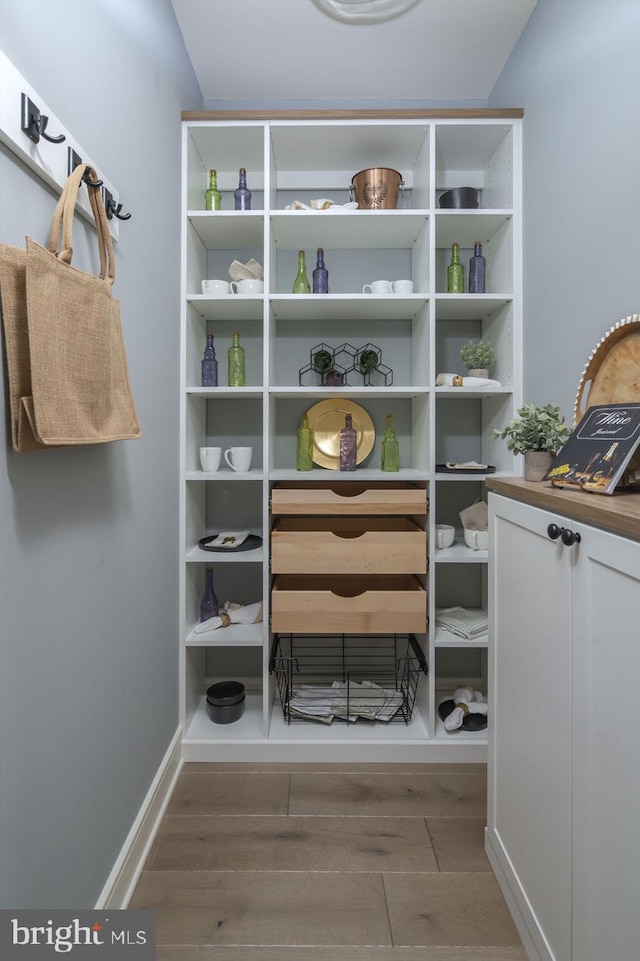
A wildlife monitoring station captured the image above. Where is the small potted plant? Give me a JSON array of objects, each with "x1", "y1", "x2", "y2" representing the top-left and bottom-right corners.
[
  {"x1": 493, "y1": 403, "x2": 572, "y2": 481},
  {"x1": 460, "y1": 339, "x2": 495, "y2": 377}
]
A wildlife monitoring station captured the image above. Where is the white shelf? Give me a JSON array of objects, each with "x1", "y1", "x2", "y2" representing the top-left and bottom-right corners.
[
  {"x1": 187, "y1": 295, "x2": 264, "y2": 321},
  {"x1": 270, "y1": 210, "x2": 429, "y2": 249},
  {"x1": 185, "y1": 694, "x2": 264, "y2": 742},
  {"x1": 185, "y1": 469, "x2": 264, "y2": 481},
  {"x1": 184, "y1": 622, "x2": 264, "y2": 647},
  {"x1": 270, "y1": 294, "x2": 427, "y2": 321},
  {"x1": 180, "y1": 114, "x2": 521, "y2": 761},
  {"x1": 434, "y1": 626, "x2": 488, "y2": 648},
  {"x1": 188, "y1": 211, "x2": 264, "y2": 248},
  {"x1": 434, "y1": 539, "x2": 488, "y2": 562}
]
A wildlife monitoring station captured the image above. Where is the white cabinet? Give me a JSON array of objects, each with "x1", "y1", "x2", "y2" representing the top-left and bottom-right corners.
[
  {"x1": 486, "y1": 489, "x2": 640, "y2": 961},
  {"x1": 179, "y1": 112, "x2": 522, "y2": 762}
]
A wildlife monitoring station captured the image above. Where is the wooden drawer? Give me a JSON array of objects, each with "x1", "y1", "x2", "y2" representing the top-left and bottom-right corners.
[
  {"x1": 271, "y1": 482, "x2": 427, "y2": 516},
  {"x1": 271, "y1": 575, "x2": 427, "y2": 634},
  {"x1": 271, "y1": 517, "x2": 427, "y2": 574}
]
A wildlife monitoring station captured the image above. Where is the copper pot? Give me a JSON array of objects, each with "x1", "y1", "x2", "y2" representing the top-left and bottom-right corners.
[{"x1": 350, "y1": 168, "x2": 405, "y2": 209}]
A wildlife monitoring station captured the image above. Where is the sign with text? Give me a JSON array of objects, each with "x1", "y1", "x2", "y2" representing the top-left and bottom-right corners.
[
  {"x1": 0, "y1": 910, "x2": 155, "y2": 959},
  {"x1": 544, "y1": 403, "x2": 640, "y2": 494}
]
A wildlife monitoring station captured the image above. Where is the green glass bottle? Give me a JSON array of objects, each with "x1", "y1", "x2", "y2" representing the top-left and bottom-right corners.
[
  {"x1": 205, "y1": 168, "x2": 222, "y2": 211},
  {"x1": 228, "y1": 332, "x2": 246, "y2": 387},
  {"x1": 292, "y1": 250, "x2": 311, "y2": 293},
  {"x1": 381, "y1": 412, "x2": 400, "y2": 472},
  {"x1": 447, "y1": 242, "x2": 464, "y2": 293},
  {"x1": 296, "y1": 413, "x2": 314, "y2": 471}
]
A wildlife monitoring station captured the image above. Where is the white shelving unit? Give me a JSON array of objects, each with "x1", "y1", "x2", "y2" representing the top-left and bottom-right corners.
[{"x1": 179, "y1": 111, "x2": 522, "y2": 762}]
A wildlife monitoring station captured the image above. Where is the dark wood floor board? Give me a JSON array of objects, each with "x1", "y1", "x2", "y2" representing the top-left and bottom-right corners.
[{"x1": 166, "y1": 772, "x2": 290, "y2": 816}]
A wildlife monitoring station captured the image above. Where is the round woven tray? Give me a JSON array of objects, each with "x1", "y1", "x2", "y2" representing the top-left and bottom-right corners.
[{"x1": 574, "y1": 314, "x2": 640, "y2": 484}]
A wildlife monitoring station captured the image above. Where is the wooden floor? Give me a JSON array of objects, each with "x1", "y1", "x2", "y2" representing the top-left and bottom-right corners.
[{"x1": 130, "y1": 762, "x2": 526, "y2": 960}]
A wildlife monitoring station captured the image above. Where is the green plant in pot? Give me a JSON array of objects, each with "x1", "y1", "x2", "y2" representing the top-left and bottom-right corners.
[
  {"x1": 460, "y1": 339, "x2": 495, "y2": 376},
  {"x1": 493, "y1": 403, "x2": 571, "y2": 481}
]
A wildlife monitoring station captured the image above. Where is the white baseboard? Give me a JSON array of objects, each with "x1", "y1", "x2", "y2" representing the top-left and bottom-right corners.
[{"x1": 95, "y1": 726, "x2": 183, "y2": 909}]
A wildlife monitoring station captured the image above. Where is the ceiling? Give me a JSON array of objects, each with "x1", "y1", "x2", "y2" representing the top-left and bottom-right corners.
[{"x1": 171, "y1": 0, "x2": 538, "y2": 105}]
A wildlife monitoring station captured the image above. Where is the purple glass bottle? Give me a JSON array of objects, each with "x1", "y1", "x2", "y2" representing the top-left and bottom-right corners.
[
  {"x1": 469, "y1": 242, "x2": 486, "y2": 294},
  {"x1": 200, "y1": 565, "x2": 219, "y2": 621},
  {"x1": 312, "y1": 247, "x2": 329, "y2": 293},
  {"x1": 201, "y1": 333, "x2": 218, "y2": 387},
  {"x1": 339, "y1": 413, "x2": 357, "y2": 471},
  {"x1": 234, "y1": 167, "x2": 251, "y2": 210}
]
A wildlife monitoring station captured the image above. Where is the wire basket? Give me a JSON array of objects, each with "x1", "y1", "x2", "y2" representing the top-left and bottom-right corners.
[{"x1": 269, "y1": 633, "x2": 427, "y2": 725}]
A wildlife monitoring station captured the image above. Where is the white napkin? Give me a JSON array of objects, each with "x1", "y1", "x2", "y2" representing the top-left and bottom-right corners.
[
  {"x1": 194, "y1": 600, "x2": 263, "y2": 634},
  {"x1": 202, "y1": 530, "x2": 250, "y2": 549}
]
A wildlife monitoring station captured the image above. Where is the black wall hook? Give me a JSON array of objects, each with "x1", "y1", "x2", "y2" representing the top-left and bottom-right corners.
[
  {"x1": 67, "y1": 147, "x2": 103, "y2": 187},
  {"x1": 104, "y1": 188, "x2": 132, "y2": 221},
  {"x1": 21, "y1": 93, "x2": 65, "y2": 145}
]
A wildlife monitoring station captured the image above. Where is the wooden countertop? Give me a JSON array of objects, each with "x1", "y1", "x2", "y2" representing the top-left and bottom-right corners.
[{"x1": 485, "y1": 476, "x2": 640, "y2": 542}]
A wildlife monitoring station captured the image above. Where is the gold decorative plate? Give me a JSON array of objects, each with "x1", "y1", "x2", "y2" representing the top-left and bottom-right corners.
[{"x1": 305, "y1": 399, "x2": 375, "y2": 469}]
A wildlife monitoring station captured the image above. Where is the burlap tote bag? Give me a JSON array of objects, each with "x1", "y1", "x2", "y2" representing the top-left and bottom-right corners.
[{"x1": 0, "y1": 163, "x2": 141, "y2": 450}]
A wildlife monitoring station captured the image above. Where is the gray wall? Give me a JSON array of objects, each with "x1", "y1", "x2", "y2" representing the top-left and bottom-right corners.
[
  {"x1": 489, "y1": 0, "x2": 640, "y2": 423},
  {"x1": 0, "y1": 0, "x2": 201, "y2": 908}
]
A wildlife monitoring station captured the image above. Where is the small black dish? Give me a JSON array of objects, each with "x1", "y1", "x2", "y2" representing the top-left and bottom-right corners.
[
  {"x1": 206, "y1": 680, "x2": 246, "y2": 724},
  {"x1": 439, "y1": 187, "x2": 480, "y2": 209},
  {"x1": 199, "y1": 534, "x2": 263, "y2": 553}
]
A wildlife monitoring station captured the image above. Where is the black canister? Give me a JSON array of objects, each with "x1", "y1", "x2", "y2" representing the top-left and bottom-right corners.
[{"x1": 206, "y1": 680, "x2": 246, "y2": 724}]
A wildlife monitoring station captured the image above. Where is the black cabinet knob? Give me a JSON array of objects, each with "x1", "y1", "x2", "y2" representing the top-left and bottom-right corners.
[
  {"x1": 561, "y1": 528, "x2": 581, "y2": 547},
  {"x1": 547, "y1": 523, "x2": 561, "y2": 540}
]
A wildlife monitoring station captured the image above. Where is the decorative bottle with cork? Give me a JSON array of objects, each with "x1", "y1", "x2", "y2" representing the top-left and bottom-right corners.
[
  {"x1": 468, "y1": 242, "x2": 486, "y2": 293},
  {"x1": 234, "y1": 167, "x2": 251, "y2": 210},
  {"x1": 312, "y1": 247, "x2": 329, "y2": 293},
  {"x1": 200, "y1": 565, "x2": 219, "y2": 621},
  {"x1": 447, "y1": 242, "x2": 464, "y2": 293},
  {"x1": 296, "y1": 413, "x2": 314, "y2": 471},
  {"x1": 381, "y1": 412, "x2": 400, "y2": 472},
  {"x1": 292, "y1": 250, "x2": 311, "y2": 293},
  {"x1": 205, "y1": 169, "x2": 222, "y2": 211},
  {"x1": 228, "y1": 332, "x2": 246, "y2": 387},
  {"x1": 201, "y1": 333, "x2": 218, "y2": 387},
  {"x1": 339, "y1": 413, "x2": 357, "y2": 472}
]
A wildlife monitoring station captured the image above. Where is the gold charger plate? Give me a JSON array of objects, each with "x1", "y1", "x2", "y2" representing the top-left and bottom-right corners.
[{"x1": 306, "y1": 399, "x2": 375, "y2": 469}]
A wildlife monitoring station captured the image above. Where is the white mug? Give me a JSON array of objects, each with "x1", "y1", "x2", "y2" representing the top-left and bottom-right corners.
[
  {"x1": 202, "y1": 279, "x2": 230, "y2": 295},
  {"x1": 224, "y1": 446, "x2": 253, "y2": 472},
  {"x1": 435, "y1": 524, "x2": 455, "y2": 549},
  {"x1": 362, "y1": 280, "x2": 392, "y2": 295},
  {"x1": 464, "y1": 528, "x2": 489, "y2": 551},
  {"x1": 230, "y1": 279, "x2": 264, "y2": 295},
  {"x1": 200, "y1": 446, "x2": 222, "y2": 472},
  {"x1": 392, "y1": 279, "x2": 414, "y2": 294}
]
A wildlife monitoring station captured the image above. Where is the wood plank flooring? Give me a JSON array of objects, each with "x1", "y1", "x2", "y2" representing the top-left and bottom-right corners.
[{"x1": 130, "y1": 762, "x2": 526, "y2": 960}]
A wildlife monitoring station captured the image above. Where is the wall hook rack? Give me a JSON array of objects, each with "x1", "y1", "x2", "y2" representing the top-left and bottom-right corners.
[
  {"x1": 104, "y1": 188, "x2": 132, "y2": 221},
  {"x1": 21, "y1": 93, "x2": 65, "y2": 145}
]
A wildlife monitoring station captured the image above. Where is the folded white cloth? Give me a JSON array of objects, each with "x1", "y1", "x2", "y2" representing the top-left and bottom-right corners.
[
  {"x1": 288, "y1": 679, "x2": 404, "y2": 724},
  {"x1": 194, "y1": 600, "x2": 263, "y2": 634},
  {"x1": 435, "y1": 606, "x2": 488, "y2": 639},
  {"x1": 202, "y1": 530, "x2": 250, "y2": 549}
]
